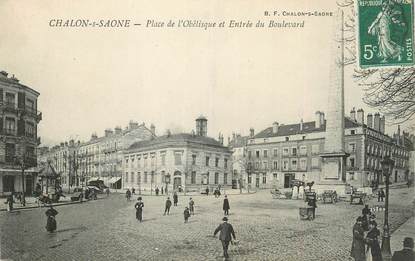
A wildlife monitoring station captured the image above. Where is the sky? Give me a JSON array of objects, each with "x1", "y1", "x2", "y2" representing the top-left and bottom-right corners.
[{"x1": 0, "y1": 0, "x2": 410, "y2": 146}]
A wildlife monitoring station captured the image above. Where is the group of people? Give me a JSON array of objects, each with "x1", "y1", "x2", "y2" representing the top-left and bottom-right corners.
[
  {"x1": 351, "y1": 204, "x2": 415, "y2": 261},
  {"x1": 130, "y1": 188, "x2": 236, "y2": 258}
]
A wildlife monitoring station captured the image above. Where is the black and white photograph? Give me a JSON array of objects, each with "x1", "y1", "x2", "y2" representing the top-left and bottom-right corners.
[{"x1": 0, "y1": 0, "x2": 414, "y2": 260}]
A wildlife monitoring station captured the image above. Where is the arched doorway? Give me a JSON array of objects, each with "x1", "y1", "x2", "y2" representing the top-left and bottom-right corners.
[{"x1": 173, "y1": 171, "x2": 182, "y2": 190}]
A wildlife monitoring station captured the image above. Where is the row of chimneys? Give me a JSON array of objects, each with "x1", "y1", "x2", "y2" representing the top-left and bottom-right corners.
[
  {"x1": 59, "y1": 139, "x2": 81, "y2": 147},
  {"x1": 350, "y1": 108, "x2": 385, "y2": 134},
  {"x1": 91, "y1": 121, "x2": 156, "y2": 140},
  {"x1": 0, "y1": 70, "x2": 20, "y2": 83}
]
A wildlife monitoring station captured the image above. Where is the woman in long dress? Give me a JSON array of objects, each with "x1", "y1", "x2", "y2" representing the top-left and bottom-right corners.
[
  {"x1": 368, "y1": 3, "x2": 403, "y2": 62},
  {"x1": 365, "y1": 221, "x2": 382, "y2": 261}
]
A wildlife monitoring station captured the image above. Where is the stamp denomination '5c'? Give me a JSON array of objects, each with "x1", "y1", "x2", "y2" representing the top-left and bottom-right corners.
[{"x1": 357, "y1": 0, "x2": 414, "y2": 68}]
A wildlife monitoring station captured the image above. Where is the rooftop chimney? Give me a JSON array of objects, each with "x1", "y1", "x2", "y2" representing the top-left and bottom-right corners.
[
  {"x1": 0, "y1": 71, "x2": 8, "y2": 78},
  {"x1": 10, "y1": 74, "x2": 19, "y2": 82},
  {"x1": 320, "y1": 112, "x2": 325, "y2": 126},
  {"x1": 91, "y1": 133, "x2": 98, "y2": 140},
  {"x1": 114, "y1": 126, "x2": 122, "y2": 135},
  {"x1": 129, "y1": 121, "x2": 139, "y2": 130},
  {"x1": 315, "y1": 111, "x2": 321, "y2": 128},
  {"x1": 272, "y1": 122, "x2": 279, "y2": 134},
  {"x1": 249, "y1": 128, "x2": 255, "y2": 138},
  {"x1": 367, "y1": 114, "x2": 373, "y2": 128},
  {"x1": 150, "y1": 124, "x2": 156, "y2": 135},
  {"x1": 356, "y1": 109, "x2": 364, "y2": 125},
  {"x1": 300, "y1": 119, "x2": 304, "y2": 132},
  {"x1": 374, "y1": 113, "x2": 380, "y2": 132},
  {"x1": 350, "y1": 107, "x2": 356, "y2": 122},
  {"x1": 380, "y1": 116, "x2": 385, "y2": 134},
  {"x1": 105, "y1": 128, "x2": 113, "y2": 137}
]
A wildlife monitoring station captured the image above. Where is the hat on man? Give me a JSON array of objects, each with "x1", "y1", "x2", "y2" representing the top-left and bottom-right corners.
[
  {"x1": 403, "y1": 237, "x2": 414, "y2": 248},
  {"x1": 222, "y1": 217, "x2": 228, "y2": 221},
  {"x1": 137, "y1": 197, "x2": 142, "y2": 200}
]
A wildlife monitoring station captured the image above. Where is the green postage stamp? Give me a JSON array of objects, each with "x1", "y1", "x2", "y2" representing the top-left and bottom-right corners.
[{"x1": 357, "y1": 0, "x2": 414, "y2": 68}]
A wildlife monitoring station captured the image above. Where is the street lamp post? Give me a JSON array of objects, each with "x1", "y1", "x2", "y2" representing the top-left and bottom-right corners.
[{"x1": 380, "y1": 156, "x2": 395, "y2": 261}]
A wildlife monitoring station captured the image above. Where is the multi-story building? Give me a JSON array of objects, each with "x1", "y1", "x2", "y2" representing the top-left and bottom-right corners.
[
  {"x1": 37, "y1": 121, "x2": 155, "y2": 189},
  {"x1": 123, "y1": 116, "x2": 232, "y2": 192},
  {"x1": 228, "y1": 133, "x2": 249, "y2": 189},
  {"x1": 0, "y1": 71, "x2": 42, "y2": 195},
  {"x1": 37, "y1": 140, "x2": 80, "y2": 188},
  {"x1": 242, "y1": 108, "x2": 412, "y2": 190},
  {"x1": 76, "y1": 121, "x2": 154, "y2": 188}
]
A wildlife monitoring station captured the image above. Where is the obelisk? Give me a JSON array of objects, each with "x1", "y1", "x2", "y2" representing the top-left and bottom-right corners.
[{"x1": 318, "y1": 9, "x2": 348, "y2": 195}]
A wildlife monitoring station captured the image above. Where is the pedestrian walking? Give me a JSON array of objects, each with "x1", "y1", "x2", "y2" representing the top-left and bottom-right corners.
[
  {"x1": 5, "y1": 193, "x2": 14, "y2": 212},
  {"x1": 184, "y1": 207, "x2": 191, "y2": 223},
  {"x1": 45, "y1": 205, "x2": 58, "y2": 233},
  {"x1": 364, "y1": 221, "x2": 382, "y2": 261},
  {"x1": 165, "y1": 185, "x2": 168, "y2": 194},
  {"x1": 213, "y1": 217, "x2": 236, "y2": 259},
  {"x1": 135, "y1": 197, "x2": 144, "y2": 222},
  {"x1": 351, "y1": 217, "x2": 366, "y2": 261},
  {"x1": 132, "y1": 187, "x2": 136, "y2": 195},
  {"x1": 223, "y1": 195, "x2": 230, "y2": 216},
  {"x1": 392, "y1": 237, "x2": 415, "y2": 261},
  {"x1": 189, "y1": 198, "x2": 195, "y2": 215},
  {"x1": 106, "y1": 187, "x2": 110, "y2": 197},
  {"x1": 155, "y1": 187, "x2": 159, "y2": 196},
  {"x1": 173, "y1": 192, "x2": 178, "y2": 206},
  {"x1": 378, "y1": 189, "x2": 385, "y2": 202},
  {"x1": 164, "y1": 197, "x2": 172, "y2": 215},
  {"x1": 362, "y1": 205, "x2": 371, "y2": 231},
  {"x1": 206, "y1": 187, "x2": 209, "y2": 196},
  {"x1": 161, "y1": 187, "x2": 164, "y2": 195},
  {"x1": 126, "y1": 189, "x2": 131, "y2": 201}
]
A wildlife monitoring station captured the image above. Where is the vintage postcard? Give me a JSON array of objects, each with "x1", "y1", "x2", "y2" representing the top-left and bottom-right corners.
[{"x1": 0, "y1": 0, "x2": 414, "y2": 260}]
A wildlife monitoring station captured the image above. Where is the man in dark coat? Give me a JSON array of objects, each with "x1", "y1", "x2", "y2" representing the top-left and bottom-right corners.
[
  {"x1": 392, "y1": 237, "x2": 415, "y2": 261},
  {"x1": 223, "y1": 195, "x2": 230, "y2": 216},
  {"x1": 214, "y1": 217, "x2": 236, "y2": 258},
  {"x1": 134, "y1": 197, "x2": 144, "y2": 222},
  {"x1": 6, "y1": 193, "x2": 14, "y2": 212},
  {"x1": 362, "y1": 205, "x2": 371, "y2": 231},
  {"x1": 164, "y1": 197, "x2": 172, "y2": 215},
  {"x1": 307, "y1": 195, "x2": 317, "y2": 220},
  {"x1": 173, "y1": 192, "x2": 178, "y2": 206},
  {"x1": 350, "y1": 217, "x2": 365, "y2": 261},
  {"x1": 206, "y1": 187, "x2": 209, "y2": 196},
  {"x1": 155, "y1": 187, "x2": 159, "y2": 196},
  {"x1": 189, "y1": 198, "x2": 195, "y2": 215}
]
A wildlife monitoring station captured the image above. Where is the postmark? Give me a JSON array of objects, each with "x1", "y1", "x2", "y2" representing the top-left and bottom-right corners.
[{"x1": 357, "y1": 0, "x2": 414, "y2": 68}]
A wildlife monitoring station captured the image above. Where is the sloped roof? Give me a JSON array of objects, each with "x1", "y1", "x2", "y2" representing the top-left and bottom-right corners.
[
  {"x1": 254, "y1": 117, "x2": 361, "y2": 139},
  {"x1": 128, "y1": 133, "x2": 227, "y2": 151}
]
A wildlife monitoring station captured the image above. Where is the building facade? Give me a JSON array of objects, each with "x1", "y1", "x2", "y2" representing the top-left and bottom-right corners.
[
  {"x1": 38, "y1": 121, "x2": 155, "y2": 189},
  {"x1": 123, "y1": 117, "x2": 232, "y2": 192},
  {"x1": 240, "y1": 109, "x2": 412, "y2": 190},
  {"x1": 0, "y1": 71, "x2": 41, "y2": 195}
]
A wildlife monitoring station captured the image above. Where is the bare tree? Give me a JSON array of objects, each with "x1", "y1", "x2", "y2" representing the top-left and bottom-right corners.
[{"x1": 338, "y1": 0, "x2": 415, "y2": 124}]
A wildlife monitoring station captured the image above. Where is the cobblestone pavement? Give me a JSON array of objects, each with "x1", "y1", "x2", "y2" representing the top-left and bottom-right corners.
[{"x1": 1, "y1": 187, "x2": 414, "y2": 261}]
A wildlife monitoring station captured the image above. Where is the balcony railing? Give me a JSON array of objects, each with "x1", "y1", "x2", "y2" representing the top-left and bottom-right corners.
[{"x1": 2, "y1": 128, "x2": 16, "y2": 136}]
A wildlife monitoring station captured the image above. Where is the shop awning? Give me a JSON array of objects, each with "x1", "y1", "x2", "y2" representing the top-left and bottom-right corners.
[{"x1": 109, "y1": 177, "x2": 121, "y2": 184}]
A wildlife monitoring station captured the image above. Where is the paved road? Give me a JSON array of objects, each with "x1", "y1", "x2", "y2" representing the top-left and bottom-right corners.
[{"x1": 1, "y1": 187, "x2": 413, "y2": 261}]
